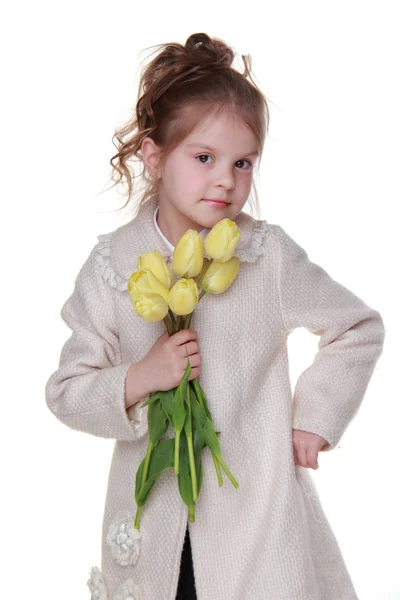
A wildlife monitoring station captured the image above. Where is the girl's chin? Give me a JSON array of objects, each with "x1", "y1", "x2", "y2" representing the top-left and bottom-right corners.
[{"x1": 184, "y1": 203, "x2": 233, "y2": 230}]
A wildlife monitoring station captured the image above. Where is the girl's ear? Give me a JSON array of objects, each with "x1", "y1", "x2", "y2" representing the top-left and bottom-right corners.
[{"x1": 141, "y1": 136, "x2": 161, "y2": 180}]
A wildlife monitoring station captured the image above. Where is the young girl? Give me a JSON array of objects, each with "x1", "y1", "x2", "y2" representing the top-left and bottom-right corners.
[{"x1": 45, "y1": 32, "x2": 385, "y2": 600}]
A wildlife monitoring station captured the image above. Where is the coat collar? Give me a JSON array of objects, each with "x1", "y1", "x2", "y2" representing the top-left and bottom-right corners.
[{"x1": 110, "y1": 195, "x2": 268, "y2": 282}]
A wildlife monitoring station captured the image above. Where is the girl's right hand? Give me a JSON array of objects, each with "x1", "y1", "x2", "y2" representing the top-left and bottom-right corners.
[{"x1": 142, "y1": 329, "x2": 202, "y2": 392}]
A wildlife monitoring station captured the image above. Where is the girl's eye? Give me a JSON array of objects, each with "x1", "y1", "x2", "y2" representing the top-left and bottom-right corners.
[
  {"x1": 197, "y1": 154, "x2": 213, "y2": 165},
  {"x1": 236, "y1": 159, "x2": 253, "y2": 170},
  {"x1": 196, "y1": 155, "x2": 253, "y2": 169}
]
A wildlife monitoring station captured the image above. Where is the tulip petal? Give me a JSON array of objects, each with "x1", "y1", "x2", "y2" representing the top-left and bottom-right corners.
[
  {"x1": 173, "y1": 230, "x2": 204, "y2": 278},
  {"x1": 168, "y1": 278, "x2": 199, "y2": 315},
  {"x1": 205, "y1": 219, "x2": 240, "y2": 262}
]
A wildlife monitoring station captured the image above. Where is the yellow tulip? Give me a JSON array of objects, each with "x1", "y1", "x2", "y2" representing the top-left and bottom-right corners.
[
  {"x1": 168, "y1": 278, "x2": 199, "y2": 315},
  {"x1": 133, "y1": 293, "x2": 170, "y2": 322},
  {"x1": 201, "y1": 257, "x2": 240, "y2": 294},
  {"x1": 172, "y1": 230, "x2": 204, "y2": 278},
  {"x1": 128, "y1": 269, "x2": 170, "y2": 304},
  {"x1": 138, "y1": 250, "x2": 174, "y2": 289},
  {"x1": 204, "y1": 219, "x2": 240, "y2": 262}
]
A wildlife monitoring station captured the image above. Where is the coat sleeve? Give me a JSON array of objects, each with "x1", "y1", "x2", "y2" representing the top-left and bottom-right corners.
[
  {"x1": 272, "y1": 224, "x2": 386, "y2": 451},
  {"x1": 45, "y1": 240, "x2": 149, "y2": 442}
]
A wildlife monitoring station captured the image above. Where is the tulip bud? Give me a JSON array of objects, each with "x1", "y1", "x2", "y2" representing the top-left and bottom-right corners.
[
  {"x1": 133, "y1": 293, "x2": 170, "y2": 322},
  {"x1": 172, "y1": 230, "x2": 204, "y2": 278},
  {"x1": 138, "y1": 250, "x2": 174, "y2": 289},
  {"x1": 201, "y1": 257, "x2": 240, "y2": 294},
  {"x1": 168, "y1": 278, "x2": 199, "y2": 315},
  {"x1": 128, "y1": 269, "x2": 170, "y2": 304},
  {"x1": 204, "y1": 219, "x2": 240, "y2": 262}
]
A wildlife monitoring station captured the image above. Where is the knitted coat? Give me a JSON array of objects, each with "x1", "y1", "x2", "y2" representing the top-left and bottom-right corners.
[{"x1": 45, "y1": 195, "x2": 385, "y2": 600}]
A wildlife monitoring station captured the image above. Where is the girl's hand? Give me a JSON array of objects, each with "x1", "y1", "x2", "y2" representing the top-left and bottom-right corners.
[
  {"x1": 292, "y1": 429, "x2": 330, "y2": 470},
  {"x1": 141, "y1": 329, "x2": 201, "y2": 392}
]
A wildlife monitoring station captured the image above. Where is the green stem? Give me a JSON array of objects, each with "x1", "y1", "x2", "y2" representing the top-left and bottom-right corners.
[
  {"x1": 212, "y1": 453, "x2": 224, "y2": 486},
  {"x1": 174, "y1": 429, "x2": 181, "y2": 474},
  {"x1": 134, "y1": 505, "x2": 143, "y2": 529},
  {"x1": 163, "y1": 313, "x2": 173, "y2": 336},
  {"x1": 168, "y1": 309, "x2": 177, "y2": 333},
  {"x1": 197, "y1": 258, "x2": 213, "y2": 288},
  {"x1": 192, "y1": 378, "x2": 208, "y2": 416},
  {"x1": 184, "y1": 292, "x2": 206, "y2": 330},
  {"x1": 186, "y1": 385, "x2": 197, "y2": 500},
  {"x1": 140, "y1": 439, "x2": 154, "y2": 492},
  {"x1": 214, "y1": 453, "x2": 239, "y2": 489},
  {"x1": 188, "y1": 504, "x2": 195, "y2": 522},
  {"x1": 192, "y1": 378, "x2": 223, "y2": 484},
  {"x1": 186, "y1": 432, "x2": 197, "y2": 500},
  {"x1": 134, "y1": 437, "x2": 155, "y2": 530}
]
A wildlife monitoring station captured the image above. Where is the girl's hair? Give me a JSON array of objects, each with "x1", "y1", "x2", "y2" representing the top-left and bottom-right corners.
[{"x1": 107, "y1": 32, "x2": 270, "y2": 221}]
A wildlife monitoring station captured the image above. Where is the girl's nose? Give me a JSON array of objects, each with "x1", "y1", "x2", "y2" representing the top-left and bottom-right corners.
[{"x1": 214, "y1": 166, "x2": 235, "y2": 190}]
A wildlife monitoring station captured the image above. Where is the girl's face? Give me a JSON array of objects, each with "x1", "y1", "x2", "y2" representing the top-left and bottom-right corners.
[{"x1": 142, "y1": 110, "x2": 260, "y2": 246}]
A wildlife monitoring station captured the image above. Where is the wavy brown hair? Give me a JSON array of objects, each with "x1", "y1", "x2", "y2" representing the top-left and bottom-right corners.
[{"x1": 106, "y1": 32, "x2": 270, "y2": 220}]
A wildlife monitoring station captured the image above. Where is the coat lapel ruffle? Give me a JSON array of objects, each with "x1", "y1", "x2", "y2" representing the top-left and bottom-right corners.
[{"x1": 100, "y1": 195, "x2": 269, "y2": 291}]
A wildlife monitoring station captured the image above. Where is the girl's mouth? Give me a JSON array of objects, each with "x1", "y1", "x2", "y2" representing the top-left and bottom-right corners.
[{"x1": 202, "y1": 199, "x2": 229, "y2": 207}]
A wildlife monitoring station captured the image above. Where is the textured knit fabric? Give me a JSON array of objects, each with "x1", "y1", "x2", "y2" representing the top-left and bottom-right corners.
[{"x1": 45, "y1": 195, "x2": 385, "y2": 600}]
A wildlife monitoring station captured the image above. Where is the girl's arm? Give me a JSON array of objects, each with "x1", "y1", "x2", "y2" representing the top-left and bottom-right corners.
[
  {"x1": 45, "y1": 242, "x2": 149, "y2": 442},
  {"x1": 272, "y1": 224, "x2": 386, "y2": 452}
]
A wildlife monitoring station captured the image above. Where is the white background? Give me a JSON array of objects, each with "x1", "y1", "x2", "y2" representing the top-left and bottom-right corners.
[{"x1": 1, "y1": 1, "x2": 398, "y2": 598}]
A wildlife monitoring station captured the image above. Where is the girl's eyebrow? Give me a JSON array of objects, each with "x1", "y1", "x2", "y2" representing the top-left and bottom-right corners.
[{"x1": 186, "y1": 143, "x2": 259, "y2": 157}]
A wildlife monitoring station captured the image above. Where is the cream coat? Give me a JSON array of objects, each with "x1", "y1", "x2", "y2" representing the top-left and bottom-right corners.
[{"x1": 45, "y1": 195, "x2": 385, "y2": 600}]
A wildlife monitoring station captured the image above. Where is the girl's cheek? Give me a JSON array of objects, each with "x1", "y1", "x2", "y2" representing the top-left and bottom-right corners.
[
  {"x1": 239, "y1": 175, "x2": 253, "y2": 193},
  {"x1": 185, "y1": 169, "x2": 203, "y2": 187}
]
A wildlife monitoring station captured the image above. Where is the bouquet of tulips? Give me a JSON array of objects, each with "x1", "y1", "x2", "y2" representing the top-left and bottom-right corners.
[{"x1": 128, "y1": 218, "x2": 241, "y2": 530}]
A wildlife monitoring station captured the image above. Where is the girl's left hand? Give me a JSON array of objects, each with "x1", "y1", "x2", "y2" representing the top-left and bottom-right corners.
[{"x1": 292, "y1": 429, "x2": 330, "y2": 470}]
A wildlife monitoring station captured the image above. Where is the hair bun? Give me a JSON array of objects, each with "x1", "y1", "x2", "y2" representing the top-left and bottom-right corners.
[
  {"x1": 184, "y1": 32, "x2": 234, "y2": 68},
  {"x1": 185, "y1": 33, "x2": 211, "y2": 49}
]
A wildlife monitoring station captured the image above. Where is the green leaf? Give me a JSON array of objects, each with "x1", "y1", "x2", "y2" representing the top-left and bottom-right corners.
[
  {"x1": 177, "y1": 432, "x2": 194, "y2": 508},
  {"x1": 192, "y1": 414, "x2": 205, "y2": 496},
  {"x1": 141, "y1": 392, "x2": 161, "y2": 408},
  {"x1": 135, "y1": 438, "x2": 175, "y2": 506},
  {"x1": 192, "y1": 378, "x2": 212, "y2": 421},
  {"x1": 183, "y1": 383, "x2": 193, "y2": 438},
  {"x1": 197, "y1": 459, "x2": 203, "y2": 497},
  {"x1": 190, "y1": 385, "x2": 208, "y2": 431},
  {"x1": 148, "y1": 397, "x2": 169, "y2": 444},
  {"x1": 191, "y1": 382, "x2": 207, "y2": 497},
  {"x1": 202, "y1": 418, "x2": 223, "y2": 457},
  {"x1": 190, "y1": 385, "x2": 239, "y2": 489},
  {"x1": 171, "y1": 360, "x2": 191, "y2": 433},
  {"x1": 159, "y1": 388, "x2": 176, "y2": 422}
]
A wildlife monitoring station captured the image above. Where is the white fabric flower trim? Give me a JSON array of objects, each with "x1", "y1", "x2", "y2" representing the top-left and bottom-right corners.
[
  {"x1": 112, "y1": 578, "x2": 143, "y2": 600},
  {"x1": 87, "y1": 566, "x2": 109, "y2": 599},
  {"x1": 106, "y1": 509, "x2": 141, "y2": 567}
]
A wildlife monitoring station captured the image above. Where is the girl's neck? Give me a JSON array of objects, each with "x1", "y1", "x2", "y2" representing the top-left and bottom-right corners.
[{"x1": 155, "y1": 201, "x2": 207, "y2": 248}]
